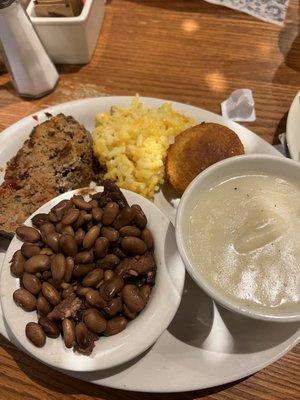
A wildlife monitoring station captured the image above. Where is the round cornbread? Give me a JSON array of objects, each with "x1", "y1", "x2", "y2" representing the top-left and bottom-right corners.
[{"x1": 165, "y1": 123, "x2": 244, "y2": 194}]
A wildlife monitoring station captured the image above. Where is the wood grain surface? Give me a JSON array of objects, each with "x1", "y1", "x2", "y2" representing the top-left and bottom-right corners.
[{"x1": 0, "y1": 0, "x2": 299, "y2": 399}]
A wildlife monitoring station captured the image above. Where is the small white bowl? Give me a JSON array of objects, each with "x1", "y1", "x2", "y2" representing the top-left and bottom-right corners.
[
  {"x1": 0, "y1": 187, "x2": 185, "y2": 371},
  {"x1": 27, "y1": 0, "x2": 105, "y2": 64},
  {"x1": 176, "y1": 154, "x2": 300, "y2": 323}
]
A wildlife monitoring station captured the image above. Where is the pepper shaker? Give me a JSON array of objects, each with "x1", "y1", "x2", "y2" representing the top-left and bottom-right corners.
[{"x1": 0, "y1": 0, "x2": 59, "y2": 98}]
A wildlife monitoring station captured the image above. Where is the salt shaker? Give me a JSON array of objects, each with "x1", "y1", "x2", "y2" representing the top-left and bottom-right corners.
[{"x1": 0, "y1": 0, "x2": 59, "y2": 98}]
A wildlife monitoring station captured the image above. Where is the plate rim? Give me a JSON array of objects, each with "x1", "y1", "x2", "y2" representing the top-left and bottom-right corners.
[
  {"x1": 0, "y1": 95, "x2": 282, "y2": 159},
  {"x1": 0, "y1": 95, "x2": 297, "y2": 393},
  {"x1": 286, "y1": 91, "x2": 300, "y2": 162}
]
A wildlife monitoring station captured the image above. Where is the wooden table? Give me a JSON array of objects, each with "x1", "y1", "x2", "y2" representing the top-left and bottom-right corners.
[{"x1": 0, "y1": 0, "x2": 299, "y2": 398}]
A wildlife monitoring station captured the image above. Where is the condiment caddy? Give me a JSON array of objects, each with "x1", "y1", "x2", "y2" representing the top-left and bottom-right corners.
[{"x1": 27, "y1": 0, "x2": 105, "y2": 64}]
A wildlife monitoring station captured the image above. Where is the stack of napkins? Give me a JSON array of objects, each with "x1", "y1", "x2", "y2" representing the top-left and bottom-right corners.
[{"x1": 34, "y1": 0, "x2": 83, "y2": 17}]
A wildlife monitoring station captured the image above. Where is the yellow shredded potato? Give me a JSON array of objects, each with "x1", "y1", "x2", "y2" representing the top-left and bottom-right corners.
[{"x1": 92, "y1": 97, "x2": 195, "y2": 198}]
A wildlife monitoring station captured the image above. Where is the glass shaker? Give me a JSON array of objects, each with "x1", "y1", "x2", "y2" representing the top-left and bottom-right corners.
[{"x1": 0, "y1": 0, "x2": 59, "y2": 98}]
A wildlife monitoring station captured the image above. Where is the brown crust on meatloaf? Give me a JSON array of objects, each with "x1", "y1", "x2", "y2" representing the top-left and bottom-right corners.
[
  {"x1": 166, "y1": 122, "x2": 244, "y2": 194},
  {"x1": 0, "y1": 114, "x2": 97, "y2": 237}
]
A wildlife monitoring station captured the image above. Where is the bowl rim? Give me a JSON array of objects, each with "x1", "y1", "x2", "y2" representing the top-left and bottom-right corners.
[
  {"x1": 175, "y1": 154, "x2": 300, "y2": 323},
  {"x1": 1, "y1": 187, "x2": 185, "y2": 371}
]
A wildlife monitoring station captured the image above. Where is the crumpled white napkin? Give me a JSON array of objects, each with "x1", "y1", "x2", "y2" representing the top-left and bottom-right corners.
[
  {"x1": 274, "y1": 133, "x2": 289, "y2": 156},
  {"x1": 221, "y1": 89, "x2": 256, "y2": 122},
  {"x1": 204, "y1": 0, "x2": 289, "y2": 25}
]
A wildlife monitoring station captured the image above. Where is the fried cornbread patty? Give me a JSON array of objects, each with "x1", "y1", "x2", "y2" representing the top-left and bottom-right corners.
[{"x1": 166, "y1": 123, "x2": 244, "y2": 194}]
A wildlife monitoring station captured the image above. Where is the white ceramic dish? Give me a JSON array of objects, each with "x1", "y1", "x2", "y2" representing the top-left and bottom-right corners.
[
  {"x1": 286, "y1": 91, "x2": 300, "y2": 162},
  {"x1": 0, "y1": 96, "x2": 299, "y2": 392},
  {"x1": 27, "y1": 0, "x2": 105, "y2": 64},
  {"x1": 176, "y1": 154, "x2": 300, "y2": 323},
  {"x1": 1, "y1": 187, "x2": 184, "y2": 372}
]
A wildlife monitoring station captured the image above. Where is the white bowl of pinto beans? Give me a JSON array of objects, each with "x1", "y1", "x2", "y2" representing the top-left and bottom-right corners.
[{"x1": 0, "y1": 183, "x2": 185, "y2": 371}]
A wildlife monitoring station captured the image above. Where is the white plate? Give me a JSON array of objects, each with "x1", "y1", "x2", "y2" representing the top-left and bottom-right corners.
[
  {"x1": 1, "y1": 188, "x2": 185, "y2": 372},
  {"x1": 287, "y1": 91, "x2": 300, "y2": 162},
  {"x1": 0, "y1": 96, "x2": 299, "y2": 393}
]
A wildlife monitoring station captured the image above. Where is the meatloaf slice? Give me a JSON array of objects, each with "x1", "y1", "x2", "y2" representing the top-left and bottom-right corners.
[{"x1": 0, "y1": 113, "x2": 96, "y2": 237}]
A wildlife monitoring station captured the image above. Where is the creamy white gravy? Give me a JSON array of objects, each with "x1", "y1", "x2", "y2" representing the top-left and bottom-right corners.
[{"x1": 189, "y1": 174, "x2": 300, "y2": 312}]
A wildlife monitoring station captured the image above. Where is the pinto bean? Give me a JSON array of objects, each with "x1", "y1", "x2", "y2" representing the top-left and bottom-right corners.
[
  {"x1": 64, "y1": 257, "x2": 74, "y2": 282},
  {"x1": 74, "y1": 250, "x2": 94, "y2": 264},
  {"x1": 96, "y1": 254, "x2": 120, "y2": 270},
  {"x1": 113, "y1": 206, "x2": 135, "y2": 229},
  {"x1": 51, "y1": 200, "x2": 72, "y2": 221},
  {"x1": 132, "y1": 204, "x2": 147, "y2": 228},
  {"x1": 24, "y1": 254, "x2": 50, "y2": 274},
  {"x1": 89, "y1": 199, "x2": 98, "y2": 208},
  {"x1": 76, "y1": 286, "x2": 91, "y2": 297},
  {"x1": 94, "y1": 237, "x2": 109, "y2": 258},
  {"x1": 26, "y1": 322, "x2": 46, "y2": 347},
  {"x1": 59, "y1": 234, "x2": 77, "y2": 257},
  {"x1": 40, "y1": 222, "x2": 56, "y2": 238},
  {"x1": 72, "y1": 263, "x2": 95, "y2": 279},
  {"x1": 82, "y1": 269, "x2": 104, "y2": 287},
  {"x1": 102, "y1": 202, "x2": 119, "y2": 225},
  {"x1": 73, "y1": 210, "x2": 86, "y2": 229},
  {"x1": 83, "y1": 213, "x2": 93, "y2": 222},
  {"x1": 92, "y1": 207, "x2": 103, "y2": 222},
  {"x1": 75, "y1": 322, "x2": 89, "y2": 348},
  {"x1": 103, "y1": 316, "x2": 127, "y2": 336},
  {"x1": 44, "y1": 231, "x2": 60, "y2": 252},
  {"x1": 61, "y1": 225, "x2": 75, "y2": 236},
  {"x1": 121, "y1": 237, "x2": 147, "y2": 255},
  {"x1": 48, "y1": 210, "x2": 61, "y2": 223},
  {"x1": 83, "y1": 309, "x2": 107, "y2": 333},
  {"x1": 51, "y1": 254, "x2": 66, "y2": 283},
  {"x1": 83, "y1": 226, "x2": 100, "y2": 249},
  {"x1": 85, "y1": 290, "x2": 107, "y2": 308},
  {"x1": 119, "y1": 226, "x2": 141, "y2": 237},
  {"x1": 100, "y1": 276, "x2": 124, "y2": 300},
  {"x1": 140, "y1": 284, "x2": 152, "y2": 302},
  {"x1": 38, "y1": 317, "x2": 60, "y2": 338},
  {"x1": 141, "y1": 228, "x2": 154, "y2": 250},
  {"x1": 10, "y1": 250, "x2": 25, "y2": 277},
  {"x1": 41, "y1": 282, "x2": 61, "y2": 306},
  {"x1": 16, "y1": 226, "x2": 41, "y2": 243},
  {"x1": 31, "y1": 213, "x2": 49, "y2": 228},
  {"x1": 74, "y1": 228, "x2": 85, "y2": 247},
  {"x1": 37, "y1": 296, "x2": 52, "y2": 316},
  {"x1": 61, "y1": 208, "x2": 80, "y2": 225},
  {"x1": 72, "y1": 196, "x2": 92, "y2": 210},
  {"x1": 104, "y1": 270, "x2": 114, "y2": 281},
  {"x1": 22, "y1": 272, "x2": 41, "y2": 295},
  {"x1": 21, "y1": 243, "x2": 41, "y2": 258},
  {"x1": 104, "y1": 297, "x2": 122, "y2": 317},
  {"x1": 122, "y1": 303, "x2": 137, "y2": 320},
  {"x1": 101, "y1": 227, "x2": 119, "y2": 242},
  {"x1": 62, "y1": 319, "x2": 75, "y2": 348},
  {"x1": 122, "y1": 284, "x2": 146, "y2": 313},
  {"x1": 13, "y1": 288, "x2": 36, "y2": 311},
  {"x1": 55, "y1": 222, "x2": 63, "y2": 233}
]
